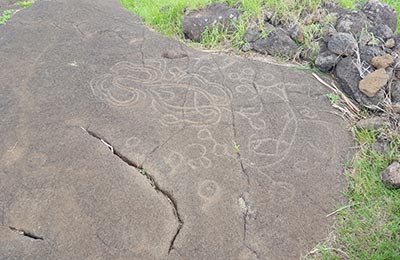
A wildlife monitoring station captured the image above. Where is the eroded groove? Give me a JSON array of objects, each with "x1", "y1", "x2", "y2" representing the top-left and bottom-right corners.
[
  {"x1": 80, "y1": 127, "x2": 183, "y2": 254},
  {"x1": 9, "y1": 226, "x2": 44, "y2": 240}
]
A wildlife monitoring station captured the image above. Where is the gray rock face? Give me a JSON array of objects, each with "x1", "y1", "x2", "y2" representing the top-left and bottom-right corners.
[
  {"x1": 336, "y1": 11, "x2": 370, "y2": 36},
  {"x1": 362, "y1": 0, "x2": 398, "y2": 32},
  {"x1": 0, "y1": 0, "x2": 352, "y2": 259},
  {"x1": 328, "y1": 32, "x2": 357, "y2": 56},
  {"x1": 315, "y1": 51, "x2": 340, "y2": 72},
  {"x1": 381, "y1": 162, "x2": 400, "y2": 188},
  {"x1": 182, "y1": 3, "x2": 240, "y2": 42},
  {"x1": 253, "y1": 29, "x2": 298, "y2": 57}
]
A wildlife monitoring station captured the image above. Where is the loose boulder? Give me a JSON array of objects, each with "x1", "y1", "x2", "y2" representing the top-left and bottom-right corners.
[
  {"x1": 359, "y1": 68, "x2": 389, "y2": 97},
  {"x1": 288, "y1": 23, "x2": 305, "y2": 43},
  {"x1": 360, "y1": 45, "x2": 385, "y2": 63},
  {"x1": 182, "y1": 3, "x2": 240, "y2": 42},
  {"x1": 328, "y1": 32, "x2": 357, "y2": 56},
  {"x1": 336, "y1": 11, "x2": 370, "y2": 36},
  {"x1": 385, "y1": 38, "x2": 395, "y2": 48},
  {"x1": 362, "y1": 0, "x2": 398, "y2": 33},
  {"x1": 335, "y1": 56, "x2": 362, "y2": 97},
  {"x1": 356, "y1": 116, "x2": 388, "y2": 130},
  {"x1": 372, "y1": 139, "x2": 390, "y2": 153},
  {"x1": 253, "y1": 29, "x2": 298, "y2": 58},
  {"x1": 394, "y1": 34, "x2": 400, "y2": 52},
  {"x1": 381, "y1": 161, "x2": 400, "y2": 188},
  {"x1": 391, "y1": 81, "x2": 400, "y2": 103},
  {"x1": 244, "y1": 21, "x2": 262, "y2": 43},
  {"x1": 335, "y1": 56, "x2": 385, "y2": 107},
  {"x1": 371, "y1": 54, "x2": 394, "y2": 69},
  {"x1": 315, "y1": 51, "x2": 340, "y2": 72},
  {"x1": 370, "y1": 24, "x2": 394, "y2": 41}
]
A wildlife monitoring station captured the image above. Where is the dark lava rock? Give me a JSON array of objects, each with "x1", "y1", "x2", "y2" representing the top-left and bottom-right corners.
[
  {"x1": 370, "y1": 24, "x2": 394, "y2": 41},
  {"x1": 381, "y1": 161, "x2": 400, "y2": 188},
  {"x1": 372, "y1": 138, "x2": 390, "y2": 153},
  {"x1": 335, "y1": 56, "x2": 385, "y2": 107},
  {"x1": 356, "y1": 116, "x2": 389, "y2": 130},
  {"x1": 394, "y1": 33, "x2": 400, "y2": 52},
  {"x1": 391, "y1": 81, "x2": 400, "y2": 103},
  {"x1": 315, "y1": 51, "x2": 340, "y2": 72},
  {"x1": 244, "y1": 21, "x2": 262, "y2": 43},
  {"x1": 328, "y1": 32, "x2": 357, "y2": 56},
  {"x1": 253, "y1": 29, "x2": 298, "y2": 58},
  {"x1": 288, "y1": 24, "x2": 304, "y2": 43},
  {"x1": 243, "y1": 21, "x2": 276, "y2": 46},
  {"x1": 360, "y1": 45, "x2": 385, "y2": 63},
  {"x1": 362, "y1": 0, "x2": 398, "y2": 32},
  {"x1": 335, "y1": 56, "x2": 361, "y2": 96},
  {"x1": 323, "y1": 2, "x2": 349, "y2": 17},
  {"x1": 322, "y1": 26, "x2": 337, "y2": 43},
  {"x1": 182, "y1": 3, "x2": 240, "y2": 42},
  {"x1": 336, "y1": 11, "x2": 370, "y2": 36}
]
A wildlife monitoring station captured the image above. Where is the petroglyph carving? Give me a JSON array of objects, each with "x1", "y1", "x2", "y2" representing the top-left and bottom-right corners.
[
  {"x1": 197, "y1": 128, "x2": 230, "y2": 157},
  {"x1": 237, "y1": 88, "x2": 298, "y2": 168},
  {"x1": 185, "y1": 144, "x2": 212, "y2": 170},
  {"x1": 90, "y1": 60, "x2": 232, "y2": 126},
  {"x1": 198, "y1": 180, "x2": 220, "y2": 200}
]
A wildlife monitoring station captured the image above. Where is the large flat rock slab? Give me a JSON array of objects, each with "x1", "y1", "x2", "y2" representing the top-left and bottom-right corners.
[{"x1": 0, "y1": 0, "x2": 352, "y2": 259}]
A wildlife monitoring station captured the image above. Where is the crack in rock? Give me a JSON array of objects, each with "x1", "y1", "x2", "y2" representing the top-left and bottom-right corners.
[
  {"x1": 9, "y1": 226, "x2": 44, "y2": 240},
  {"x1": 210, "y1": 56, "x2": 260, "y2": 259},
  {"x1": 238, "y1": 195, "x2": 260, "y2": 260},
  {"x1": 80, "y1": 127, "x2": 183, "y2": 254}
]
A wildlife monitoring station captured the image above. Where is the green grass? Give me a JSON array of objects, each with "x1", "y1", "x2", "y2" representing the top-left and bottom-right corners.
[
  {"x1": 17, "y1": 1, "x2": 35, "y2": 8},
  {"x1": 0, "y1": 9, "x2": 15, "y2": 25},
  {"x1": 308, "y1": 128, "x2": 400, "y2": 259},
  {"x1": 339, "y1": 0, "x2": 400, "y2": 12},
  {"x1": 0, "y1": 1, "x2": 34, "y2": 25},
  {"x1": 120, "y1": 0, "x2": 400, "y2": 42},
  {"x1": 119, "y1": 0, "x2": 218, "y2": 37},
  {"x1": 120, "y1": 0, "x2": 400, "y2": 60}
]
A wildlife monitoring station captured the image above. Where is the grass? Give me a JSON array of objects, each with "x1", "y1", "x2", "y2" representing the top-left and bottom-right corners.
[
  {"x1": 119, "y1": 0, "x2": 325, "y2": 42},
  {"x1": 233, "y1": 142, "x2": 240, "y2": 154},
  {"x1": 119, "y1": 0, "x2": 400, "y2": 39},
  {"x1": 307, "y1": 128, "x2": 400, "y2": 259},
  {"x1": 119, "y1": 0, "x2": 217, "y2": 37},
  {"x1": 339, "y1": 0, "x2": 400, "y2": 14},
  {"x1": 120, "y1": 0, "x2": 400, "y2": 64},
  {"x1": 0, "y1": 9, "x2": 15, "y2": 25},
  {"x1": 0, "y1": 1, "x2": 35, "y2": 26},
  {"x1": 17, "y1": 1, "x2": 35, "y2": 8},
  {"x1": 326, "y1": 93, "x2": 341, "y2": 104}
]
